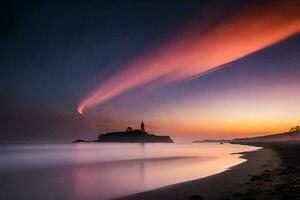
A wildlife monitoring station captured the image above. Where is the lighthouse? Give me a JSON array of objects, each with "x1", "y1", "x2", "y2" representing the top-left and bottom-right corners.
[{"x1": 141, "y1": 121, "x2": 145, "y2": 132}]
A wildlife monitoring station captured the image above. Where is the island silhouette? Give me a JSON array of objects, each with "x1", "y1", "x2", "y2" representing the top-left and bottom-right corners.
[{"x1": 73, "y1": 121, "x2": 174, "y2": 143}]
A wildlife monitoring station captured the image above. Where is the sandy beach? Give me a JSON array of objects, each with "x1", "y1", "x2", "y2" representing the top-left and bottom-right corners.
[{"x1": 117, "y1": 147, "x2": 280, "y2": 200}]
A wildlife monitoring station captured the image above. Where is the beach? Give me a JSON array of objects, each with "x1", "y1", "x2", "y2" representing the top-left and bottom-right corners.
[
  {"x1": 118, "y1": 147, "x2": 280, "y2": 200},
  {"x1": 3, "y1": 1, "x2": 299, "y2": 200},
  {"x1": 2, "y1": 142, "x2": 300, "y2": 200},
  {"x1": 225, "y1": 142, "x2": 300, "y2": 199},
  {"x1": 3, "y1": 142, "x2": 299, "y2": 200},
  {"x1": 0, "y1": 143, "x2": 257, "y2": 200}
]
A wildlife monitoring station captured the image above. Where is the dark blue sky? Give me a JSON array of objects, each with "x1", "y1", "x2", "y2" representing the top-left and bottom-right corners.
[
  {"x1": 0, "y1": 1, "x2": 230, "y2": 140},
  {"x1": 1, "y1": 0, "x2": 299, "y2": 142}
]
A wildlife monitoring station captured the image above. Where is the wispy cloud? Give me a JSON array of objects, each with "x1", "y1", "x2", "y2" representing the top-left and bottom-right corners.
[{"x1": 78, "y1": 1, "x2": 300, "y2": 114}]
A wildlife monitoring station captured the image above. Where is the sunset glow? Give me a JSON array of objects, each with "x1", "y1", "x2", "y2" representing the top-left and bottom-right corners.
[
  {"x1": 3, "y1": 0, "x2": 300, "y2": 142},
  {"x1": 78, "y1": 1, "x2": 300, "y2": 115},
  {"x1": 4, "y1": 2, "x2": 300, "y2": 200}
]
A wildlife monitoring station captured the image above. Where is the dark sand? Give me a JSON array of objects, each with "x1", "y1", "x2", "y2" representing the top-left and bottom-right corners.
[
  {"x1": 117, "y1": 148, "x2": 280, "y2": 200},
  {"x1": 224, "y1": 142, "x2": 300, "y2": 200}
]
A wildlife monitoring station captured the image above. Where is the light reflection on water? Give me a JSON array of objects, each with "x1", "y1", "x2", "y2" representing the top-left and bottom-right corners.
[{"x1": 0, "y1": 143, "x2": 260, "y2": 200}]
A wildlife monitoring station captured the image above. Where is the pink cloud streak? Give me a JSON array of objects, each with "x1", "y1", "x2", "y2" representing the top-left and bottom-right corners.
[{"x1": 78, "y1": 1, "x2": 300, "y2": 114}]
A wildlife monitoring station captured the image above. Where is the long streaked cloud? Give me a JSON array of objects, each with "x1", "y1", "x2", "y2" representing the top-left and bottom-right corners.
[{"x1": 78, "y1": 1, "x2": 300, "y2": 114}]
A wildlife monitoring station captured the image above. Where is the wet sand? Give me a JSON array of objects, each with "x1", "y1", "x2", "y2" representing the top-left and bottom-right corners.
[
  {"x1": 0, "y1": 143, "x2": 258, "y2": 200},
  {"x1": 224, "y1": 142, "x2": 300, "y2": 199},
  {"x1": 117, "y1": 148, "x2": 280, "y2": 200}
]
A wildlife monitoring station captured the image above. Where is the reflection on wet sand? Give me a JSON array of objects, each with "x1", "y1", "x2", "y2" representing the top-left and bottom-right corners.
[{"x1": 0, "y1": 143, "x2": 259, "y2": 200}]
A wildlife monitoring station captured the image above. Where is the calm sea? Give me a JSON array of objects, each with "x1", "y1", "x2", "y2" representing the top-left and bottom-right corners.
[{"x1": 0, "y1": 143, "x2": 259, "y2": 200}]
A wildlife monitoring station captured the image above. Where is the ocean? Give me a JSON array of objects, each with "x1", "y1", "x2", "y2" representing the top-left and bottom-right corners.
[{"x1": 0, "y1": 143, "x2": 259, "y2": 200}]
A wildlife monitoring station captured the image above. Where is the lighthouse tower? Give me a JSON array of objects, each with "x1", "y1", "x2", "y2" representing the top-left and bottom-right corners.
[{"x1": 141, "y1": 121, "x2": 145, "y2": 132}]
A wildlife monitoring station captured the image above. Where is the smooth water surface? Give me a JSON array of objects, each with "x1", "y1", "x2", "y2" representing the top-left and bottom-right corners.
[{"x1": 0, "y1": 143, "x2": 259, "y2": 200}]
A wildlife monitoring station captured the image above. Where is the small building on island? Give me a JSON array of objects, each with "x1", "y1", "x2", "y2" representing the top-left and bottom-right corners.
[
  {"x1": 74, "y1": 121, "x2": 174, "y2": 143},
  {"x1": 141, "y1": 121, "x2": 145, "y2": 132},
  {"x1": 126, "y1": 121, "x2": 146, "y2": 132}
]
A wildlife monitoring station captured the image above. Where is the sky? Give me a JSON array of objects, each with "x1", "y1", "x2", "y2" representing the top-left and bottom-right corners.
[{"x1": 1, "y1": 0, "x2": 300, "y2": 142}]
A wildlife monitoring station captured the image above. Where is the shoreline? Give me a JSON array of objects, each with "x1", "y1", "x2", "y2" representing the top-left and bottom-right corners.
[{"x1": 117, "y1": 147, "x2": 280, "y2": 200}]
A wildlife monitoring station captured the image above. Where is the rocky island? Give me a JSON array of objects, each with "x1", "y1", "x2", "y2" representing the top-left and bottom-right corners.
[{"x1": 73, "y1": 121, "x2": 174, "y2": 143}]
